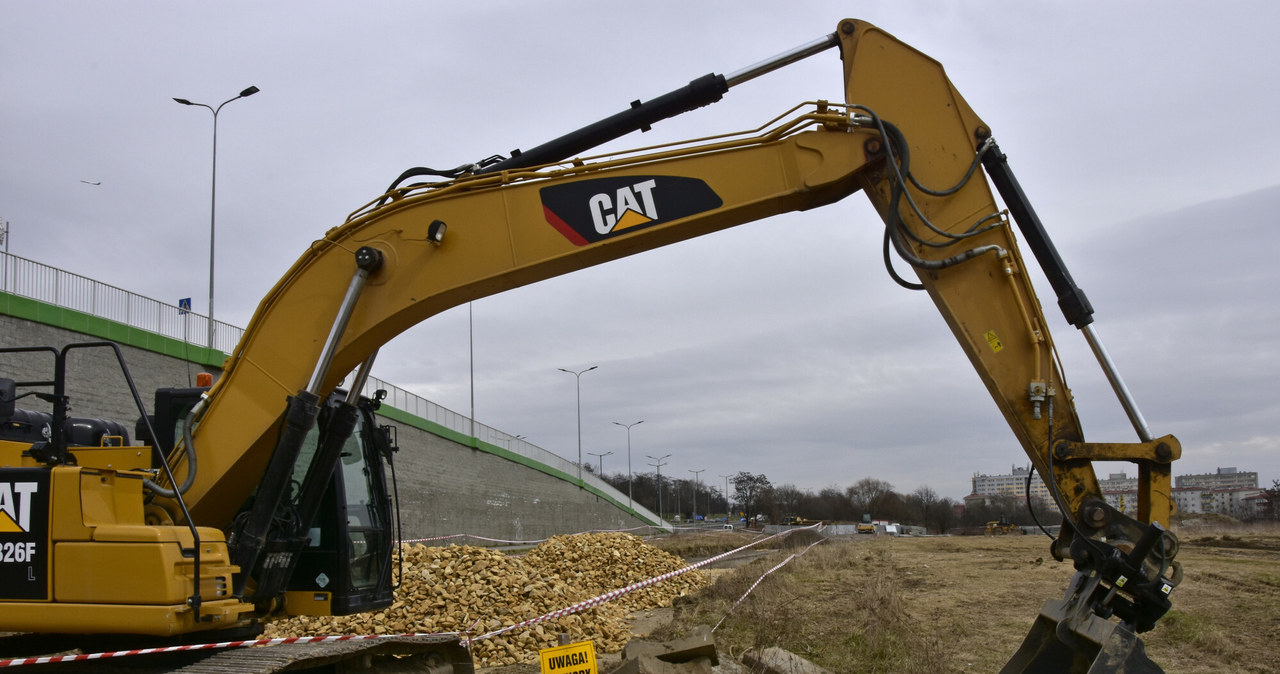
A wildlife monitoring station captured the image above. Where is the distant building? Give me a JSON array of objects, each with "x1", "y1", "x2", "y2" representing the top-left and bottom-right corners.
[
  {"x1": 1100, "y1": 472, "x2": 1140, "y2": 516},
  {"x1": 1175, "y1": 467, "x2": 1257, "y2": 490},
  {"x1": 1173, "y1": 486, "x2": 1263, "y2": 519},
  {"x1": 971, "y1": 465, "x2": 1053, "y2": 503},
  {"x1": 974, "y1": 464, "x2": 1267, "y2": 520},
  {"x1": 1243, "y1": 492, "x2": 1271, "y2": 520},
  {"x1": 1100, "y1": 472, "x2": 1138, "y2": 492}
]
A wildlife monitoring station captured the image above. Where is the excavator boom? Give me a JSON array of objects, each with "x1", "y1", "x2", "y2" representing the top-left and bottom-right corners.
[{"x1": 170, "y1": 20, "x2": 1179, "y2": 669}]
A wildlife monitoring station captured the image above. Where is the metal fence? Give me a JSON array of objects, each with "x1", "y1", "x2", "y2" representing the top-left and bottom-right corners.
[
  {"x1": 0, "y1": 251, "x2": 245, "y2": 354},
  {"x1": 358, "y1": 373, "x2": 657, "y2": 519},
  {"x1": 0, "y1": 251, "x2": 663, "y2": 525}
]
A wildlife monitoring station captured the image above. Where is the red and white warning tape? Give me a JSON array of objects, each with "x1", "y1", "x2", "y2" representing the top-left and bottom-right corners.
[
  {"x1": 0, "y1": 631, "x2": 464, "y2": 668},
  {"x1": 0, "y1": 524, "x2": 821, "y2": 668},
  {"x1": 712, "y1": 536, "x2": 827, "y2": 632}
]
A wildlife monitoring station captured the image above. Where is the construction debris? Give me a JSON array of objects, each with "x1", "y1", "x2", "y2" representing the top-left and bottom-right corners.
[
  {"x1": 609, "y1": 626, "x2": 719, "y2": 674},
  {"x1": 741, "y1": 647, "x2": 833, "y2": 674},
  {"x1": 262, "y1": 532, "x2": 709, "y2": 668}
]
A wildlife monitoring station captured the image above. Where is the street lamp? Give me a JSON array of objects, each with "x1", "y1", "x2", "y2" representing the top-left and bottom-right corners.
[
  {"x1": 720, "y1": 473, "x2": 733, "y2": 521},
  {"x1": 613, "y1": 420, "x2": 644, "y2": 509},
  {"x1": 173, "y1": 85, "x2": 260, "y2": 350},
  {"x1": 689, "y1": 468, "x2": 704, "y2": 522},
  {"x1": 588, "y1": 451, "x2": 612, "y2": 475},
  {"x1": 558, "y1": 365, "x2": 597, "y2": 484},
  {"x1": 648, "y1": 453, "x2": 671, "y2": 521}
]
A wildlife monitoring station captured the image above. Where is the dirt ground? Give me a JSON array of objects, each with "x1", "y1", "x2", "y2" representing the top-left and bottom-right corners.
[{"x1": 484, "y1": 523, "x2": 1280, "y2": 674}]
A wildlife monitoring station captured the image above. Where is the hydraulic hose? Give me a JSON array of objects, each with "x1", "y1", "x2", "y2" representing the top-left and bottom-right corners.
[{"x1": 142, "y1": 395, "x2": 204, "y2": 498}]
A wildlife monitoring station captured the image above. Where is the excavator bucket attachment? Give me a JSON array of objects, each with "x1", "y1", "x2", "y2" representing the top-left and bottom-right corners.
[{"x1": 1001, "y1": 571, "x2": 1164, "y2": 674}]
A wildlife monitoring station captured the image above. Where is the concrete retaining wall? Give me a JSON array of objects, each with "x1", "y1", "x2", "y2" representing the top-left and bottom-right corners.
[{"x1": 0, "y1": 310, "x2": 657, "y2": 541}]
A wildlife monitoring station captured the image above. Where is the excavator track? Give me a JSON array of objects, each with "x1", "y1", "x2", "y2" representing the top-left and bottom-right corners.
[
  {"x1": 0, "y1": 634, "x2": 474, "y2": 674},
  {"x1": 172, "y1": 635, "x2": 474, "y2": 673}
]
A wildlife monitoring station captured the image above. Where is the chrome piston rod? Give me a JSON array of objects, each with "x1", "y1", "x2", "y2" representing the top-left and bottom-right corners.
[
  {"x1": 306, "y1": 246, "x2": 384, "y2": 395},
  {"x1": 725, "y1": 32, "x2": 840, "y2": 88},
  {"x1": 1082, "y1": 323, "x2": 1154, "y2": 443}
]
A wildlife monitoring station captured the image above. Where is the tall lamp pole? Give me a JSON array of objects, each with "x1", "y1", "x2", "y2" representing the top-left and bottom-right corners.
[
  {"x1": 689, "y1": 468, "x2": 704, "y2": 521},
  {"x1": 648, "y1": 453, "x2": 671, "y2": 522},
  {"x1": 173, "y1": 85, "x2": 260, "y2": 350},
  {"x1": 720, "y1": 473, "x2": 733, "y2": 522},
  {"x1": 588, "y1": 451, "x2": 613, "y2": 475},
  {"x1": 613, "y1": 420, "x2": 644, "y2": 509},
  {"x1": 558, "y1": 365, "x2": 597, "y2": 484}
]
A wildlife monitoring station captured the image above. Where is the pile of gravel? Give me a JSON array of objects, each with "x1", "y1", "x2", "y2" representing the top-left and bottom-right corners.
[{"x1": 263, "y1": 532, "x2": 708, "y2": 667}]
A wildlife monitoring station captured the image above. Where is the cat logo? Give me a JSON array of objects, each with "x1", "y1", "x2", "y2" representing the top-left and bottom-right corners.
[
  {"x1": 0, "y1": 481, "x2": 38, "y2": 533},
  {"x1": 541, "y1": 175, "x2": 723, "y2": 246},
  {"x1": 0, "y1": 470, "x2": 49, "y2": 600},
  {"x1": 589, "y1": 178, "x2": 659, "y2": 235}
]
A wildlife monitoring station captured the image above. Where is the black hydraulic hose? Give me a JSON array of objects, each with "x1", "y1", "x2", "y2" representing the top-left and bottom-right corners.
[
  {"x1": 882, "y1": 228, "x2": 925, "y2": 290},
  {"x1": 861, "y1": 113, "x2": 1008, "y2": 287},
  {"x1": 1025, "y1": 465, "x2": 1055, "y2": 539},
  {"x1": 908, "y1": 136, "x2": 995, "y2": 197},
  {"x1": 143, "y1": 400, "x2": 201, "y2": 498}
]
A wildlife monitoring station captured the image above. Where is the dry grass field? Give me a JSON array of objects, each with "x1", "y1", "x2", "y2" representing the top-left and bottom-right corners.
[{"x1": 648, "y1": 523, "x2": 1279, "y2": 673}]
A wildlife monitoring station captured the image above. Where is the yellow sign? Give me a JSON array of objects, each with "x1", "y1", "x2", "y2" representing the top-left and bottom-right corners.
[
  {"x1": 539, "y1": 640, "x2": 597, "y2": 674},
  {"x1": 984, "y1": 330, "x2": 1004, "y2": 353}
]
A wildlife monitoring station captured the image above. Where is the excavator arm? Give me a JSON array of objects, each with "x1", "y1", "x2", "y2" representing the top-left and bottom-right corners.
[{"x1": 158, "y1": 18, "x2": 1178, "y2": 672}]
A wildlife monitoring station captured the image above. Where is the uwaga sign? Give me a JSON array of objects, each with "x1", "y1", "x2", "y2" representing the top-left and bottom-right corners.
[
  {"x1": 538, "y1": 640, "x2": 597, "y2": 674},
  {"x1": 541, "y1": 175, "x2": 723, "y2": 246}
]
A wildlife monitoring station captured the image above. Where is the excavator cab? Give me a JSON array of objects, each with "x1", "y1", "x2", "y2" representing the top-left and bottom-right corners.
[
  {"x1": 142, "y1": 383, "x2": 398, "y2": 618},
  {"x1": 280, "y1": 391, "x2": 396, "y2": 616}
]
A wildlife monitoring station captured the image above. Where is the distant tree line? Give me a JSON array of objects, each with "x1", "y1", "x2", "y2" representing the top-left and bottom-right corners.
[{"x1": 589, "y1": 466, "x2": 1063, "y2": 533}]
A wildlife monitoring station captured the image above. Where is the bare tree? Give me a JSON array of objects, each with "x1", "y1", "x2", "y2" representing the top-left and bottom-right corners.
[
  {"x1": 770, "y1": 484, "x2": 804, "y2": 522},
  {"x1": 846, "y1": 477, "x2": 895, "y2": 519},
  {"x1": 733, "y1": 472, "x2": 773, "y2": 525}
]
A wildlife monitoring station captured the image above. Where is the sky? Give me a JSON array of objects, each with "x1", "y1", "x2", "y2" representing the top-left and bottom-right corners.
[{"x1": 2, "y1": 1, "x2": 1278, "y2": 503}]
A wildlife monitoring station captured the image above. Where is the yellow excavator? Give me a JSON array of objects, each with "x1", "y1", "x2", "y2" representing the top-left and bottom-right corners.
[{"x1": 0, "y1": 18, "x2": 1181, "y2": 673}]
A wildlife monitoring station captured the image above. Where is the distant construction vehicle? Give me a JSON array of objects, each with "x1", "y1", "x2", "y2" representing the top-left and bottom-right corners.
[{"x1": 986, "y1": 517, "x2": 1022, "y2": 535}]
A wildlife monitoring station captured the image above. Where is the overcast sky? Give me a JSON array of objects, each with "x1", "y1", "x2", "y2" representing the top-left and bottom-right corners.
[{"x1": 2, "y1": 1, "x2": 1277, "y2": 502}]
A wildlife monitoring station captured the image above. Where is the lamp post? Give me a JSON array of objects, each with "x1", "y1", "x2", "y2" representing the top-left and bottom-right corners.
[
  {"x1": 648, "y1": 453, "x2": 671, "y2": 522},
  {"x1": 558, "y1": 365, "x2": 597, "y2": 484},
  {"x1": 613, "y1": 420, "x2": 644, "y2": 509},
  {"x1": 173, "y1": 85, "x2": 260, "y2": 350},
  {"x1": 587, "y1": 451, "x2": 612, "y2": 476},
  {"x1": 720, "y1": 473, "x2": 733, "y2": 521},
  {"x1": 689, "y1": 468, "x2": 704, "y2": 522}
]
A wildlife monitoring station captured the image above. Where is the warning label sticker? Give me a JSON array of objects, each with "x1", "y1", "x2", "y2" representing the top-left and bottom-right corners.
[{"x1": 984, "y1": 330, "x2": 1004, "y2": 353}]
